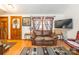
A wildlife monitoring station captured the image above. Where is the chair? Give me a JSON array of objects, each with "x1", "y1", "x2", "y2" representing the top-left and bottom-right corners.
[{"x1": 65, "y1": 31, "x2": 79, "y2": 53}]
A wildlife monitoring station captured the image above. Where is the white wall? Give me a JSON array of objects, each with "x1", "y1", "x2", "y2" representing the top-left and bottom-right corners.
[
  {"x1": 0, "y1": 14, "x2": 65, "y2": 39},
  {"x1": 2, "y1": 4, "x2": 79, "y2": 39},
  {"x1": 64, "y1": 5, "x2": 79, "y2": 39}
]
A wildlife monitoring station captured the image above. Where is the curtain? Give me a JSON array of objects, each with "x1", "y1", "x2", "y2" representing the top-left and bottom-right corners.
[{"x1": 32, "y1": 16, "x2": 54, "y2": 31}]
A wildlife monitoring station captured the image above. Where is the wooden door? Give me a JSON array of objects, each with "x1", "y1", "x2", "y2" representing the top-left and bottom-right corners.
[
  {"x1": 0, "y1": 17, "x2": 8, "y2": 40},
  {"x1": 10, "y1": 16, "x2": 22, "y2": 39}
]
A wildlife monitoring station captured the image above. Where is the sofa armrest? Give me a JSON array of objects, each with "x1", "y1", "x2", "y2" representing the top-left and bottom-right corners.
[
  {"x1": 31, "y1": 31, "x2": 36, "y2": 39},
  {"x1": 68, "y1": 39, "x2": 76, "y2": 41},
  {"x1": 53, "y1": 35, "x2": 58, "y2": 39},
  {"x1": 51, "y1": 33, "x2": 58, "y2": 39}
]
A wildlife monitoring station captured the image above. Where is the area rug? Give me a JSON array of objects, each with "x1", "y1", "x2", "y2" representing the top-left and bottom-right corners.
[{"x1": 20, "y1": 47, "x2": 73, "y2": 55}]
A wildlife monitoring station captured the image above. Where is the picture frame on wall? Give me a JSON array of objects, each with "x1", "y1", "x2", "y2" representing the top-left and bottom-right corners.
[{"x1": 22, "y1": 17, "x2": 31, "y2": 26}]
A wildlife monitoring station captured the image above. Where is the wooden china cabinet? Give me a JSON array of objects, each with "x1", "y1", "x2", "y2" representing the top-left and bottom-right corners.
[
  {"x1": 0, "y1": 17, "x2": 8, "y2": 40},
  {"x1": 10, "y1": 16, "x2": 22, "y2": 39}
]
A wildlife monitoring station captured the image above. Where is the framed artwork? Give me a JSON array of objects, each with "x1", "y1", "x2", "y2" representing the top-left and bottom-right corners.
[{"x1": 22, "y1": 17, "x2": 31, "y2": 26}]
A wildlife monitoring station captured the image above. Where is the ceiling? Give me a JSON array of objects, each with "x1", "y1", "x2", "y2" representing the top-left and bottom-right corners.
[{"x1": 0, "y1": 4, "x2": 69, "y2": 14}]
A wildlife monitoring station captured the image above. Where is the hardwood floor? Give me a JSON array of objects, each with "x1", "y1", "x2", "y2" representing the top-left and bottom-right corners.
[
  {"x1": 4, "y1": 40, "x2": 32, "y2": 55},
  {"x1": 3, "y1": 39, "x2": 79, "y2": 55}
]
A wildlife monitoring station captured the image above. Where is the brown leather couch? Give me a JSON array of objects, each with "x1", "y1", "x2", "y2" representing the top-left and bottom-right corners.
[{"x1": 31, "y1": 30, "x2": 58, "y2": 46}]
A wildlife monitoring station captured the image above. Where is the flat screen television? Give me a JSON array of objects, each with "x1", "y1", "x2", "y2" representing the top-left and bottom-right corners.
[{"x1": 55, "y1": 18, "x2": 73, "y2": 29}]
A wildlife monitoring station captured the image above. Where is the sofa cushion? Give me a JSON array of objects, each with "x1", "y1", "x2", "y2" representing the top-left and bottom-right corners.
[
  {"x1": 43, "y1": 30, "x2": 50, "y2": 36},
  {"x1": 44, "y1": 37, "x2": 53, "y2": 40},
  {"x1": 34, "y1": 30, "x2": 51, "y2": 36},
  {"x1": 34, "y1": 30, "x2": 42, "y2": 36},
  {"x1": 35, "y1": 36, "x2": 53, "y2": 40},
  {"x1": 35, "y1": 36, "x2": 44, "y2": 40}
]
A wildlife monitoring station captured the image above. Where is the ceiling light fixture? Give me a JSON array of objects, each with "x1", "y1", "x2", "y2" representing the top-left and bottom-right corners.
[
  {"x1": 7, "y1": 4, "x2": 17, "y2": 11},
  {"x1": 8, "y1": 4, "x2": 15, "y2": 8}
]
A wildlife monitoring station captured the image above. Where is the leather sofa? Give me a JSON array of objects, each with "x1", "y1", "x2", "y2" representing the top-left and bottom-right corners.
[{"x1": 32, "y1": 30, "x2": 58, "y2": 46}]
